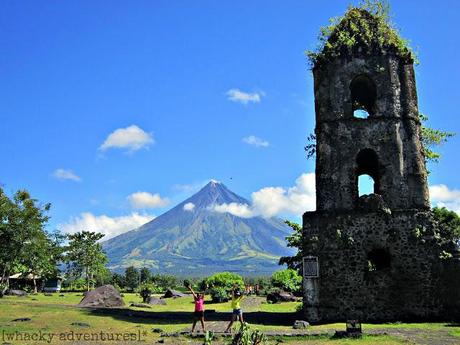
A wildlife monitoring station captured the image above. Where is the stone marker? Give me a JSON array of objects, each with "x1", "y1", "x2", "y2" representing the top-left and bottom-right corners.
[{"x1": 77, "y1": 284, "x2": 125, "y2": 308}]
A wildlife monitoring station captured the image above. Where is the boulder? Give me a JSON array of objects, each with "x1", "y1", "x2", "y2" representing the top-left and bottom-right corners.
[
  {"x1": 130, "y1": 303, "x2": 151, "y2": 308},
  {"x1": 77, "y1": 285, "x2": 125, "y2": 308},
  {"x1": 293, "y1": 320, "x2": 309, "y2": 329},
  {"x1": 266, "y1": 291, "x2": 297, "y2": 303},
  {"x1": 163, "y1": 289, "x2": 185, "y2": 298},
  {"x1": 149, "y1": 296, "x2": 166, "y2": 305},
  {"x1": 6, "y1": 289, "x2": 28, "y2": 297}
]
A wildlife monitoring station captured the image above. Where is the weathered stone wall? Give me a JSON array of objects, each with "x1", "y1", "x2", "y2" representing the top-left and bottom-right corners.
[
  {"x1": 303, "y1": 50, "x2": 459, "y2": 322},
  {"x1": 313, "y1": 55, "x2": 429, "y2": 212},
  {"x1": 302, "y1": 209, "x2": 447, "y2": 322}
]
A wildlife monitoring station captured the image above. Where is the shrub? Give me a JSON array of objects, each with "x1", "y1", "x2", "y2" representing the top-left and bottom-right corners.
[
  {"x1": 138, "y1": 282, "x2": 161, "y2": 303},
  {"x1": 209, "y1": 287, "x2": 229, "y2": 303},
  {"x1": 205, "y1": 272, "x2": 244, "y2": 291},
  {"x1": 271, "y1": 269, "x2": 302, "y2": 293}
]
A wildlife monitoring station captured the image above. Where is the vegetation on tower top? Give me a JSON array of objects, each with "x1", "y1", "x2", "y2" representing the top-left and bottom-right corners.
[{"x1": 307, "y1": 0, "x2": 416, "y2": 68}]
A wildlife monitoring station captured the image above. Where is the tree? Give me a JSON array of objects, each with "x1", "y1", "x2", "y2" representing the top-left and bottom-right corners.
[
  {"x1": 124, "y1": 266, "x2": 140, "y2": 291},
  {"x1": 22, "y1": 230, "x2": 63, "y2": 293},
  {"x1": 205, "y1": 272, "x2": 244, "y2": 290},
  {"x1": 151, "y1": 273, "x2": 177, "y2": 290},
  {"x1": 432, "y1": 207, "x2": 460, "y2": 254},
  {"x1": 140, "y1": 267, "x2": 151, "y2": 283},
  {"x1": 279, "y1": 221, "x2": 303, "y2": 272},
  {"x1": 111, "y1": 272, "x2": 125, "y2": 289},
  {"x1": 419, "y1": 114, "x2": 455, "y2": 165},
  {"x1": 65, "y1": 231, "x2": 107, "y2": 291},
  {"x1": 0, "y1": 189, "x2": 52, "y2": 296},
  {"x1": 271, "y1": 269, "x2": 302, "y2": 293}
]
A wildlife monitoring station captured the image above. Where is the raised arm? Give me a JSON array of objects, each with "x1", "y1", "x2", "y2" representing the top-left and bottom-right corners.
[{"x1": 188, "y1": 285, "x2": 197, "y2": 299}]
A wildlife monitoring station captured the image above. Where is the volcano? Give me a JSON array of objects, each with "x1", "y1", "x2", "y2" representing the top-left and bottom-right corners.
[{"x1": 102, "y1": 181, "x2": 293, "y2": 275}]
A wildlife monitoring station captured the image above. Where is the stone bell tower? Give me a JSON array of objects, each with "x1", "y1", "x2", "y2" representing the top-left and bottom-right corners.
[{"x1": 302, "y1": 8, "x2": 447, "y2": 322}]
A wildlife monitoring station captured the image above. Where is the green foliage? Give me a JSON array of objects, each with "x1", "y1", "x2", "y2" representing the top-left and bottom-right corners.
[
  {"x1": 0, "y1": 188, "x2": 56, "y2": 296},
  {"x1": 140, "y1": 267, "x2": 151, "y2": 283},
  {"x1": 304, "y1": 133, "x2": 316, "y2": 160},
  {"x1": 65, "y1": 231, "x2": 107, "y2": 291},
  {"x1": 183, "y1": 279, "x2": 191, "y2": 288},
  {"x1": 124, "y1": 266, "x2": 140, "y2": 291},
  {"x1": 432, "y1": 207, "x2": 460, "y2": 253},
  {"x1": 203, "y1": 330, "x2": 214, "y2": 345},
  {"x1": 307, "y1": 0, "x2": 415, "y2": 67},
  {"x1": 138, "y1": 282, "x2": 161, "y2": 303},
  {"x1": 231, "y1": 323, "x2": 267, "y2": 345},
  {"x1": 151, "y1": 273, "x2": 178, "y2": 290},
  {"x1": 209, "y1": 287, "x2": 229, "y2": 303},
  {"x1": 419, "y1": 113, "x2": 455, "y2": 165},
  {"x1": 205, "y1": 272, "x2": 244, "y2": 290},
  {"x1": 271, "y1": 269, "x2": 302, "y2": 293},
  {"x1": 110, "y1": 272, "x2": 125, "y2": 289},
  {"x1": 279, "y1": 221, "x2": 303, "y2": 272}
]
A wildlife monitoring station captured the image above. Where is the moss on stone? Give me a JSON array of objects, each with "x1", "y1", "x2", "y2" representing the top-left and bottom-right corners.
[{"x1": 307, "y1": 0, "x2": 415, "y2": 68}]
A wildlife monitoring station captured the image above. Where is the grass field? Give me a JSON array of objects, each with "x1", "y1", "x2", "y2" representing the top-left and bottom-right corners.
[{"x1": 0, "y1": 292, "x2": 458, "y2": 345}]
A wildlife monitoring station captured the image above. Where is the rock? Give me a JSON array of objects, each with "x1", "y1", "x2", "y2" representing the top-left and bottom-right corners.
[
  {"x1": 77, "y1": 285, "x2": 125, "y2": 308},
  {"x1": 152, "y1": 328, "x2": 163, "y2": 333},
  {"x1": 149, "y1": 296, "x2": 166, "y2": 305},
  {"x1": 157, "y1": 339, "x2": 165, "y2": 343},
  {"x1": 6, "y1": 289, "x2": 28, "y2": 297},
  {"x1": 162, "y1": 289, "x2": 185, "y2": 298},
  {"x1": 357, "y1": 194, "x2": 391, "y2": 214},
  {"x1": 44, "y1": 293, "x2": 53, "y2": 296},
  {"x1": 71, "y1": 322, "x2": 90, "y2": 328},
  {"x1": 293, "y1": 320, "x2": 309, "y2": 329},
  {"x1": 12, "y1": 317, "x2": 31, "y2": 322},
  {"x1": 130, "y1": 303, "x2": 151, "y2": 308},
  {"x1": 266, "y1": 291, "x2": 297, "y2": 303}
]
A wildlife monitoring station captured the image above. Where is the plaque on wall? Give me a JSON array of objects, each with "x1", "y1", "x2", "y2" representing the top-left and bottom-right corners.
[{"x1": 303, "y1": 256, "x2": 319, "y2": 278}]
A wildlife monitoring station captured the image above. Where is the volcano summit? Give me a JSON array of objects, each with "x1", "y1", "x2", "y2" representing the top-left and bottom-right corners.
[{"x1": 103, "y1": 181, "x2": 293, "y2": 275}]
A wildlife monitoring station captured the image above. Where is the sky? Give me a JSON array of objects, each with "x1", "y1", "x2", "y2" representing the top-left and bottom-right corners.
[{"x1": 1, "y1": 0, "x2": 459, "y2": 240}]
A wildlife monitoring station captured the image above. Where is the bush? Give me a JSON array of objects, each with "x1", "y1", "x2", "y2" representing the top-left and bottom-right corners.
[
  {"x1": 138, "y1": 282, "x2": 161, "y2": 303},
  {"x1": 209, "y1": 287, "x2": 229, "y2": 303},
  {"x1": 205, "y1": 272, "x2": 244, "y2": 291},
  {"x1": 271, "y1": 269, "x2": 302, "y2": 293}
]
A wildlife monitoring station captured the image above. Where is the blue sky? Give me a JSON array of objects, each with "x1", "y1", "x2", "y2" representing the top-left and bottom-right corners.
[{"x1": 1, "y1": 0, "x2": 459, "y2": 239}]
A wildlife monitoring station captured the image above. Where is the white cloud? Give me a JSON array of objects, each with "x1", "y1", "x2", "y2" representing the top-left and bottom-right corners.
[
  {"x1": 183, "y1": 202, "x2": 195, "y2": 211},
  {"x1": 243, "y1": 135, "x2": 269, "y2": 148},
  {"x1": 212, "y1": 202, "x2": 254, "y2": 218},
  {"x1": 99, "y1": 125, "x2": 154, "y2": 152},
  {"x1": 52, "y1": 169, "x2": 81, "y2": 182},
  {"x1": 429, "y1": 184, "x2": 460, "y2": 214},
  {"x1": 127, "y1": 191, "x2": 169, "y2": 209},
  {"x1": 58, "y1": 212, "x2": 154, "y2": 241},
  {"x1": 226, "y1": 89, "x2": 263, "y2": 104},
  {"x1": 211, "y1": 173, "x2": 316, "y2": 218}
]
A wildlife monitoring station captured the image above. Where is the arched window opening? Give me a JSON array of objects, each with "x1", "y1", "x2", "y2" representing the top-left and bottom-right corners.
[
  {"x1": 367, "y1": 248, "x2": 391, "y2": 271},
  {"x1": 350, "y1": 75, "x2": 377, "y2": 117},
  {"x1": 358, "y1": 174, "x2": 375, "y2": 196},
  {"x1": 356, "y1": 148, "x2": 381, "y2": 195}
]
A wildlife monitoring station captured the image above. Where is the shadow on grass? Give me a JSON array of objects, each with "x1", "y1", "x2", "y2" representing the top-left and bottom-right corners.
[{"x1": 80, "y1": 307, "x2": 300, "y2": 326}]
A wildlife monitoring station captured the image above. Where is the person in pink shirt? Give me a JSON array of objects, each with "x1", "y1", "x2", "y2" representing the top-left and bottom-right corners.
[{"x1": 187, "y1": 285, "x2": 206, "y2": 334}]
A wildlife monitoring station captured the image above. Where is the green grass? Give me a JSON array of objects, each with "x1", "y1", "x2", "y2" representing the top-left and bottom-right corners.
[{"x1": 0, "y1": 293, "x2": 459, "y2": 344}]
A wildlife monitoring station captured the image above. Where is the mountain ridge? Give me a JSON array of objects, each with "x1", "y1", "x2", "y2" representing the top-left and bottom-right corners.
[{"x1": 103, "y1": 181, "x2": 293, "y2": 275}]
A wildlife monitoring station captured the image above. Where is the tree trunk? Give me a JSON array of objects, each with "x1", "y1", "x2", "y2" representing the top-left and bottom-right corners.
[
  {"x1": 33, "y1": 274, "x2": 37, "y2": 294},
  {"x1": 86, "y1": 267, "x2": 90, "y2": 291}
]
